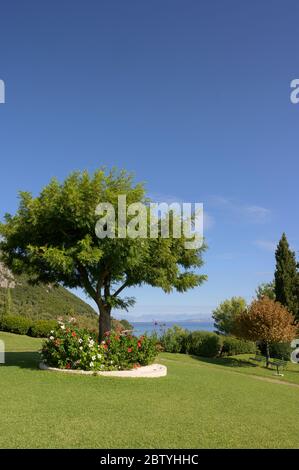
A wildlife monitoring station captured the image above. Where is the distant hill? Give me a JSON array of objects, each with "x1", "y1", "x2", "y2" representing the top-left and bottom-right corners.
[
  {"x1": 0, "y1": 264, "x2": 132, "y2": 332},
  {"x1": 0, "y1": 263, "x2": 97, "y2": 320}
]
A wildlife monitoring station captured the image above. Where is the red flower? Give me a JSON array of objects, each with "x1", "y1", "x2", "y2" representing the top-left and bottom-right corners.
[
  {"x1": 127, "y1": 347, "x2": 132, "y2": 353},
  {"x1": 71, "y1": 331, "x2": 76, "y2": 337},
  {"x1": 65, "y1": 363, "x2": 71, "y2": 369},
  {"x1": 104, "y1": 331, "x2": 110, "y2": 337},
  {"x1": 137, "y1": 341, "x2": 142, "y2": 348},
  {"x1": 103, "y1": 344, "x2": 108, "y2": 350}
]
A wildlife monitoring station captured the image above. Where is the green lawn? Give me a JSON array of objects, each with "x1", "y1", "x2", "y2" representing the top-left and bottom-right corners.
[{"x1": 1, "y1": 331, "x2": 299, "y2": 449}]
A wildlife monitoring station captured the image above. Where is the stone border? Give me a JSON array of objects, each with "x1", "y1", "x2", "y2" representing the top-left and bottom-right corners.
[{"x1": 39, "y1": 362, "x2": 167, "y2": 378}]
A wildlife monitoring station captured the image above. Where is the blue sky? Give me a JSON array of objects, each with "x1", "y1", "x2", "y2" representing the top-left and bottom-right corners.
[{"x1": 0, "y1": 1, "x2": 298, "y2": 321}]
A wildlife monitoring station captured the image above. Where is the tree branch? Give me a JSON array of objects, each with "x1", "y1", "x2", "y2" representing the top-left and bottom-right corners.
[
  {"x1": 112, "y1": 279, "x2": 129, "y2": 298},
  {"x1": 77, "y1": 264, "x2": 98, "y2": 304}
]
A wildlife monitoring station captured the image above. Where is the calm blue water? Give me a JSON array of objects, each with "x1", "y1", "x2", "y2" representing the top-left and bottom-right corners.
[{"x1": 131, "y1": 321, "x2": 214, "y2": 336}]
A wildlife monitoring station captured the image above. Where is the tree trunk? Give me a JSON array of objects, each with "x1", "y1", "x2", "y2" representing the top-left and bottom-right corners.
[
  {"x1": 265, "y1": 341, "x2": 270, "y2": 368},
  {"x1": 98, "y1": 304, "x2": 112, "y2": 342}
]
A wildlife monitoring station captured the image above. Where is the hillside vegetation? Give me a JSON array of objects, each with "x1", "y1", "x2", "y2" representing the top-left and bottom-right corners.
[
  {"x1": 0, "y1": 268, "x2": 132, "y2": 333},
  {"x1": 0, "y1": 273, "x2": 96, "y2": 320}
]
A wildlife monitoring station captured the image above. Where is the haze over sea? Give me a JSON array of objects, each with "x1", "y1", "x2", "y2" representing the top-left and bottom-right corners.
[{"x1": 131, "y1": 321, "x2": 214, "y2": 336}]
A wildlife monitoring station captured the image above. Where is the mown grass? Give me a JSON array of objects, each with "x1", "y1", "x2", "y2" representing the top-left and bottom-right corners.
[
  {"x1": 160, "y1": 352, "x2": 299, "y2": 385},
  {"x1": 1, "y1": 331, "x2": 299, "y2": 449}
]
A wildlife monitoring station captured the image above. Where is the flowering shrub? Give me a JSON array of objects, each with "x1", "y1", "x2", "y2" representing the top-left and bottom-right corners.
[
  {"x1": 41, "y1": 322, "x2": 157, "y2": 371},
  {"x1": 100, "y1": 331, "x2": 157, "y2": 370}
]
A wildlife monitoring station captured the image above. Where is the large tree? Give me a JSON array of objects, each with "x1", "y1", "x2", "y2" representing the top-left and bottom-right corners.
[
  {"x1": 0, "y1": 169, "x2": 207, "y2": 340},
  {"x1": 234, "y1": 296, "x2": 297, "y2": 366},
  {"x1": 274, "y1": 233, "x2": 299, "y2": 319},
  {"x1": 212, "y1": 297, "x2": 246, "y2": 335}
]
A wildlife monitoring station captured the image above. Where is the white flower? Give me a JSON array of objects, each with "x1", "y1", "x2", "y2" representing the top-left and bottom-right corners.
[
  {"x1": 49, "y1": 336, "x2": 54, "y2": 340},
  {"x1": 110, "y1": 360, "x2": 113, "y2": 364},
  {"x1": 50, "y1": 330, "x2": 54, "y2": 334},
  {"x1": 97, "y1": 354, "x2": 102, "y2": 359},
  {"x1": 89, "y1": 362, "x2": 94, "y2": 368},
  {"x1": 92, "y1": 355, "x2": 96, "y2": 361},
  {"x1": 79, "y1": 346, "x2": 83, "y2": 351},
  {"x1": 78, "y1": 338, "x2": 83, "y2": 344},
  {"x1": 60, "y1": 325, "x2": 65, "y2": 330},
  {"x1": 89, "y1": 339, "x2": 95, "y2": 346}
]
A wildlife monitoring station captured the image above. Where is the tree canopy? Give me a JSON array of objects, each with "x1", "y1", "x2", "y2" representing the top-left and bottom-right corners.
[
  {"x1": 0, "y1": 169, "x2": 207, "y2": 339},
  {"x1": 255, "y1": 281, "x2": 276, "y2": 301},
  {"x1": 234, "y1": 296, "x2": 298, "y2": 365},
  {"x1": 274, "y1": 233, "x2": 299, "y2": 320},
  {"x1": 212, "y1": 297, "x2": 246, "y2": 335}
]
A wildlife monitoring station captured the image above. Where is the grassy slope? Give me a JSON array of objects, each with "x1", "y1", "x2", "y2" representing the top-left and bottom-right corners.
[
  {"x1": 1, "y1": 332, "x2": 299, "y2": 449},
  {"x1": 0, "y1": 274, "x2": 97, "y2": 319}
]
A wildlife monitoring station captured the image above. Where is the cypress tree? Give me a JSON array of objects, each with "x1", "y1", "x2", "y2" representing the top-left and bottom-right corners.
[{"x1": 274, "y1": 233, "x2": 299, "y2": 319}]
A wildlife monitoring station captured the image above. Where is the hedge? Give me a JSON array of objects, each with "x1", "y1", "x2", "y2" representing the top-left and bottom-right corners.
[
  {"x1": 185, "y1": 331, "x2": 223, "y2": 358},
  {"x1": 29, "y1": 319, "x2": 58, "y2": 338},
  {"x1": 160, "y1": 327, "x2": 258, "y2": 358},
  {"x1": 258, "y1": 341, "x2": 292, "y2": 361},
  {"x1": 0, "y1": 315, "x2": 58, "y2": 338},
  {"x1": 221, "y1": 336, "x2": 256, "y2": 356},
  {"x1": 0, "y1": 315, "x2": 33, "y2": 335}
]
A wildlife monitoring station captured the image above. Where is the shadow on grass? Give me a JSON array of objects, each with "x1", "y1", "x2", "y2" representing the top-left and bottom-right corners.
[
  {"x1": 189, "y1": 355, "x2": 258, "y2": 368},
  {"x1": 1, "y1": 351, "x2": 40, "y2": 370}
]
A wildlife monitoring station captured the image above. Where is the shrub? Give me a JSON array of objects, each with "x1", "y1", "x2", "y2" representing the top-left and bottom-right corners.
[
  {"x1": 101, "y1": 331, "x2": 157, "y2": 369},
  {"x1": 160, "y1": 326, "x2": 188, "y2": 353},
  {"x1": 258, "y1": 341, "x2": 292, "y2": 361},
  {"x1": 0, "y1": 315, "x2": 33, "y2": 335},
  {"x1": 186, "y1": 331, "x2": 223, "y2": 358},
  {"x1": 41, "y1": 322, "x2": 157, "y2": 371},
  {"x1": 221, "y1": 336, "x2": 256, "y2": 356},
  {"x1": 29, "y1": 319, "x2": 58, "y2": 338}
]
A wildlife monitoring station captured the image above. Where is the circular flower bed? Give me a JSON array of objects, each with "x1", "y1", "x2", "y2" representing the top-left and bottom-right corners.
[{"x1": 41, "y1": 321, "x2": 157, "y2": 372}]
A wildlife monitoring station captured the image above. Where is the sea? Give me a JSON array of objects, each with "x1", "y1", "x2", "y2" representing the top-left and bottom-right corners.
[{"x1": 131, "y1": 320, "x2": 214, "y2": 336}]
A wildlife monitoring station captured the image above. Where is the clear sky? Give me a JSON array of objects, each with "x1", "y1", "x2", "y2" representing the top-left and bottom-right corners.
[{"x1": 0, "y1": 1, "x2": 298, "y2": 321}]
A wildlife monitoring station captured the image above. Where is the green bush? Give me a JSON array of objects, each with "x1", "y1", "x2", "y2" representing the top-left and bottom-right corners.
[
  {"x1": 41, "y1": 322, "x2": 157, "y2": 371},
  {"x1": 186, "y1": 331, "x2": 223, "y2": 358},
  {"x1": 258, "y1": 341, "x2": 292, "y2": 361},
  {"x1": 221, "y1": 336, "x2": 256, "y2": 356},
  {"x1": 160, "y1": 326, "x2": 188, "y2": 353},
  {"x1": 29, "y1": 319, "x2": 58, "y2": 338},
  {"x1": 0, "y1": 315, "x2": 33, "y2": 335}
]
